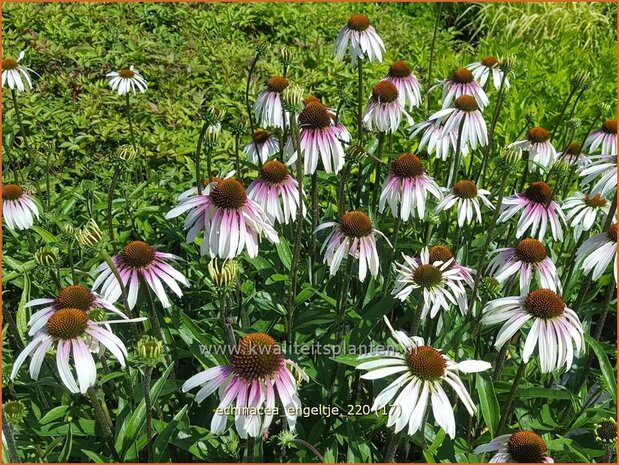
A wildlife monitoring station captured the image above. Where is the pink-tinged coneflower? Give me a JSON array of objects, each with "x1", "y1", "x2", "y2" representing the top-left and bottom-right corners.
[
  {"x1": 285, "y1": 100, "x2": 350, "y2": 174},
  {"x1": 562, "y1": 192, "x2": 609, "y2": 240},
  {"x1": 2, "y1": 184, "x2": 39, "y2": 230},
  {"x1": 584, "y1": 119, "x2": 617, "y2": 155},
  {"x1": 357, "y1": 316, "x2": 490, "y2": 438},
  {"x1": 363, "y1": 81, "x2": 411, "y2": 134},
  {"x1": 10, "y1": 307, "x2": 144, "y2": 393},
  {"x1": 475, "y1": 431, "x2": 554, "y2": 463},
  {"x1": 434, "y1": 67, "x2": 489, "y2": 110},
  {"x1": 425, "y1": 245, "x2": 475, "y2": 288},
  {"x1": 409, "y1": 120, "x2": 469, "y2": 161},
  {"x1": 576, "y1": 223, "x2": 617, "y2": 282},
  {"x1": 487, "y1": 238, "x2": 560, "y2": 293},
  {"x1": 428, "y1": 95, "x2": 488, "y2": 151},
  {"x1": 2, "y1": 51, "x2": 34, "y2": 92},
  {"x1": 509, "y1": 127, "x2": 557, "y2": 171},
  {"x1": 25, "y1": 285, "x2": 127, "y2": 336},
  {"x1": 254, "y1": 76, "x2": 289, "y2": 129},
  {"x1": 106, "y1": 65, "x2": 147, "y2": 96},
  {"x1": 498, "y1": 181, "x2": 565, "y2": 241},
  {"x1": 379, "y1": 153, "x2": 442, "y2": 221},
  {"x1": 247, "y1": 160, "x2": 305, "y2": 225},
  {"x1": 466, "y1": 56, "x2": 510, "y2": 90},
  {"x1": 392, "y1": 247, "x2": 469, "y2": 318},
  {"x1": 243, "y1": 130, "x2": 279, "y2": 165},
  {"x1": 334, "y1": 14, "x2": 385, "y2": 64},
  {"x1": 166, "y1": 179, "x2": 279, "y2": 258},
  {"x1": 435, "y1": 180, "x2": 493, "y2": 226},
  {"x1": 182, "y1": 332, "x2": 307, "y2": 439},
  {"x1": 482, "y1": 289, "x2": 584, "y2": 373},
  {"x1": 315, "y1": 211, "x2": 389, "y2": 281},
  {"x1": 93, "y1": 240, "x2": 189, "y2": 309},
  {"x1": 579, "y1": 154, "x2": 617, "y2": 197},
  {"x1": 561, "y1": 141, "x2": 590, "y2": 168},
  {"x1": 383, "y1": 60, "x2": 421, "y2": 111}
]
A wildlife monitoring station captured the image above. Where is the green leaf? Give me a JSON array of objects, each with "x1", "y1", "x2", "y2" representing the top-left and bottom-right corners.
[
  {"x1": 585, "y1": 334, "x2": 617, "y2": 403},
  {"x1": 476, "y1": 373, "x2": 500, "y2": 436},
  {"x1": 30, "y1": 226, "x2": 57, "y2": 243},
  {"x1": 16, "y1": 272, "x2": 30, "y2": 341},
  {"x1": 80, "y1": 449, "x2": 112, "y2": 462},
  {"x1": 275, "y1": 238, "x2": 292, "y2": 270},
  {"x1": 40, "y1": 405, "x2": 69, "y2": 425},
  {"x1": 153, "y1": 405, "x2": 189, "y2": 462}
]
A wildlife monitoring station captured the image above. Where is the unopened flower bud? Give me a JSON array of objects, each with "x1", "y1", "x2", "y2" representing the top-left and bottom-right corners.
[
  {"x1": 276, "y1": 430, "x2": 298, "y2": 449},
  {"x1": 34, "y1": 247, "x2": 59, "y2": 267},
  {"x1": 89, "y1": 307, "x2": 107, "y2": 322},
  {"x1": 137, "y1": 336, "x2": 164, "y2": 361},
  {"x1": 499, "y1": 55, "x2": 516, "y2": 73},
  {"x1": 283, "y1": 85, "x2": 304, "y2": 113},
  {"x1": 595, "y1": 418, "x2": 617, "y2": 444},
  {"x1": 498, "y1": 148, "x2": 522, "y2": 170},
  {"x1": 76, "y1": 219, "x2": 104, "y2": 249},
  {"x1": 207, "y1": 259, "x2": 240, "y2": 289},
  {"x1": 4, "y1": 400, "x2": 26, "y2": 423},
  {"x1": 480, "y1": 276, "x2": 501, "y2": 300},
  {"x1": 570, "y1": 69, "x2": 592, "y2": 90},
  {"x1": 116, "y1": 145, "x2": 139, "y2": 163}
]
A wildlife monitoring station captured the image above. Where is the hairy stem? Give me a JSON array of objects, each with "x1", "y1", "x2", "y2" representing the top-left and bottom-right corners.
[
  {"x1": 143, "y1": 366, "x2": 154, "y2": 463},
  {"x1": 106, "y1": 169, "x2": 121, "y2": 254},
  {"x1": 2, "y1": 413, "x2": 21, "y2": 463},
  {"x1": 496, "y1": 362, "x2": 526, "y2": 432}
]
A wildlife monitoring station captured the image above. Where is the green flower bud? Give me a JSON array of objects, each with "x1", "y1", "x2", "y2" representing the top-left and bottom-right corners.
[
  {"x1": 283, "y1": 84, "x2": 304, "y2": 113},
  {"x1": 4, "y1": 400, "x2": 26, "y2": 423},
  {"x1": 570, "y1": 69, "x2": 592, "y2": 90},
  {"x1": 34, "y1": 247, "x2": 59, "y2": 267},
  {"x1": 595, "y1": 418, "x2": 617, "y2": 444},
  {"x1": 76, "y1": 219, "x2": 104, "y2": 249},
  {"x1": 137, "y1": 336, "x2": 164, "y2": 361},
  {"x1": 116, "y1": 145, "x2": 139, "y2": 163},
  {"x1": 276, "y1": 430, "x2": 298, "y2": 449},
  {"x1": 499, "y1": 55, "x2": 516, "y2": 73},
  {"x1": 89, "y1": 307, "x2": 107, "y2": 322},
  {"x1": 208, "y1": 259, "x2": 240, "y2": 289},
  {"x1": 480, "y1": 276, "x2": 501, "y2": 300}
]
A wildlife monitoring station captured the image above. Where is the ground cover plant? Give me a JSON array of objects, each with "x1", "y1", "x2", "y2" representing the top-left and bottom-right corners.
[{"x1": 1, "y1": 2, "x2": 617, "y2": 463}]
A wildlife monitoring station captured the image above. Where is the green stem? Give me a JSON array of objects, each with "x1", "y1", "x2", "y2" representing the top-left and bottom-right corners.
[
  {"x1": 67, "y1": 238, "x2": 78, "y2": 284},
  {"x1": 370, "y1": 132, "x2": 386, "y2": 211},
  {"x1": 383, "y1": 217, "x2": 401, "y2": 295},
  {"x1": 357, "y1": 59, "x2": 364, "y2": 142},
  {"x1": 2, "y1": 413, "x2": 21, "y2": 463},
  {"x1": 496, "y1": 362, "x2": 526, "y2": 432},
  {"x1": 290, "y1": 439, "x2": 324, "y2": 462},
  {"x1": 125, "y1": 93, "x2": 137, "y2": 150},
  {"x1": 195, "y1": 122, "x2": 209, "y2": 195},
  {"x1": 107, "y1": 169, "x2": 121, "y2": 254},
  {"x1": 86, "y1": 387, "x2": 120, "y2": 462},
  {"x1": 446, "y1": 117, "x2": 466, "y2": 188},
  {"x1": 220, "y1": 292, "x2": 237, "y2": 350},
  {"x1": 384, "y1": 431, "x2": 402, "y2": 462},
  {"x1": 10, "y1": 88, "x2": 37, "y2": 187},
  {"x1": 246, "y1": 436, "x2": 255, "y2": 463},
  {"x1": 492, "y1": 344, "x2": 509, "y2": 381},
  {"x1": 311, "y1": 172, "x2": 319, "y2": 259},
  {"x1": 426, "y1": 2, "x2": 443, "y2": 112},
  {"x1": 143, "y1": 366, "x2": 154, "y2": 463},
  {"x1": 550, "y1": 88, "x2": 576, "y2": 141}
]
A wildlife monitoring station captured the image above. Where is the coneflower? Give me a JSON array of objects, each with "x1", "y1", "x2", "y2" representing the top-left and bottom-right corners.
[
  {"x1": 2, "y1": 184, "x2": 39, "y2": 230},
  {"x1": 334, "y1": 14, "x2": 385, "y2": 64}
]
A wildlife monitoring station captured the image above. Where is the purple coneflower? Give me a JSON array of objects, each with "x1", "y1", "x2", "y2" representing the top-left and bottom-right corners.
[
  {"x1": 182, "y1": 332, "x2": 306, "y2": 439},
  {"x1": 509, "y1": 127, "x2": 557, "y2": 171},
  {"x1": 487, "y1": 238, "x2": 560, "y2": 293},
  {"x1": 247, "y1": 160, "x2": 305, "y2": 225},
  {"x1": 2, "y1": 184, "x2": 39, "y2": 230},
  {"x1": 426, "y1": 245, "x2": 475, "y2": 287},
  {"x1": 25, "y1": 285, "x2": 127, "y2": 336},
  {"x1": 315, "y1": 211, "x2": 389, "y2": 281},
  {"x1": 11, "y1": 306, "x2": 143, "y2": 394},
  {"x1": 482, "y1": 289, "x2": 584, "y2": 373},
  {"x1": 561, "y1": 141, "x2": 589, "y2": 168},
  {"x1": 498, "y1": 181, "x2": 565, "y2": 241},
  {"x1": 286, "y1": 100, "x2": 349, "y2": 174},
  {"x1": 357, "y1": 316, "x2": 490, "y2": 438},
  {"x1": 428, "y1": 95, "x2": 488, "y2": 151},
  {"x1": 435, "y1": 180, "x2": 493, "y2": 226},
  {"x1": 466, "y1": 56, "x2": 509, "y2": 90},
  {"x1": 392, "y1": 247, "x2": 469, "y2": 318},
  {"x1": 379, "y1": 153, "x2": 442, "y2": 221},
  {"x1": 562, "y1": 192, "x2": 608, "y2": 240},
  {"x1": 2, "y1": 51, "x2": 34, "y2": 92},
  {"x1": 254, "y1": 76, "x2": 289, "y2": 129},
  {"x1": 93, "y1": 240, "x2": 189, "y2": 309},
  {"x1": 383, "y1": 60, "x2": 421, "y2": 111},
  {"x1": 579, "y1": 154, "x2": 617, "y2": 197},
  {"x1": 363, "y1": 81, "x2": 411, "y2": 134},
  {"x1": 475, "y1": 431, "x2": 554, "y2": 463},
  {"x1": 435, "y1": 67, "x2": 488, "y2": 110},
  {"x1": 584, "y1": 119, "x2": 617, "y2": 155},
  {"x1": 166, "y1": 178, "x2": 279, "y2": 259},
  {"x1": 243, "y1": 130, "x2": 279, "y2": 165},
  {"x1": 409, "y1": 120, "x2": 469, "y2": 161},
  {"x1": 334, "y1": 14, "x2": 385, "y2": 64},
  {"x1": 106, "y1": 65, "x2": 147, "y2": 95},
  {"x1": 576, "y1": 223, "x2": 617, "y2": 282}
]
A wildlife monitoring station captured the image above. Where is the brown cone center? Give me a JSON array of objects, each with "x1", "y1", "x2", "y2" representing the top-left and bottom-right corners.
[
  {"x1": 252, "y1": 130, "x2": 271, "y2": 144},
  {"x1": 452, "y1": 68, "x2": 474, "y2": 84},
  {"x1": 414, "y1": 264, "x2": 443, "y2": 288},
  {"x1": 298, "y1": 101, "x2": 332, "y2": 130},
  {"x1": 56, "y1": 285, "x2": 95, "y2": 311},
  {"x1": 347, "y1": 14, "x2": 370, "y2": 31},
  {"x1": 267, "y1": 76, "x2": 289, "y2": 94},
  {"x1": 524, "y1": 181, "x2": 553, "y2": 206},
  {"x1": 608, "y1": 223, "x2": 617, "y2": 242},
  {"x1": 122, "y1": 241, "x2": 156, "y2": 268},
  {"x1": 340, "y1": 211, "x2": 373, "y2": 238},
  {"x1": 429, "y1": 245, "x2": 454, "y2": 264},
  {"x1": 507, "y1": 431, "x2": 548, "y2": 463},
  {"x1": 455, "y1": 95, "x2": 479, "y2": 112},
  {"x1": 371, "y1": 81, "x2": 399, "y2": 104},
  {"x1": 392, "y1": 153, "x2": 424, "y2": 178},
  {"x1": 481, "y1": 56, "x2": 498, "y2": 67},
  {"x1": 567, "y1": 141, "x2": 582, "y2": 155},
  {"x1": 261, "y1": 160, "x2": 289, "y2": 184},
  {"x1": 602, "y1": 119, "x2": 617, "y2": 134},
  {"x1": 47, "y1": 308, "x2": 89, "y2": 340},
  {"x1": 119, "y1": 68, "x2": 135, "y2": 78},
  {"x1": 524, "y1": 289, "x2": 565, "y2": 319},
  {"x1": 231, "y1": 333, "x2": 283, "y2": 380},
  {"x1": 527, "y1": 127, "x2": 550, "y2": 144},
  {"x1": 2, "y1": 59, "x2": 18, "y2": 70},
  {"x1": 388, "y1": 60, "x2": 411, "y2": 78},
  {"x1": 2, "y1": 184, "x2": 24, "y2": 201},
  {"x1": 210, "y1": 179, "x2": 248, "y2": 209},
  {"x1": 584, "y1": 194, "x2": 607, "y2": 208},
  {"x1": 515, "y1": 238, "x2": 547, "y2": 263},
  {"x1": 406, "y1": 346, "x2": 446, "y2": 381},
  {"x1": 453, "y1": 180, "x2": 478, "y2": 199}
]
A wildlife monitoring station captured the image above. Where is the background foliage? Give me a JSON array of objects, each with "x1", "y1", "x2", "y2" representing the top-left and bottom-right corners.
[{"x1": 2, "y1": 2, "x2": 617, "y2": 463}]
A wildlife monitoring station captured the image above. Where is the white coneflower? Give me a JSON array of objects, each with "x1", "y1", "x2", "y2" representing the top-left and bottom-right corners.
[
  {"x1": 576, "y1": 223, "x2": 617, "y2": 282},
  {"x1": 487, "y1": 238, "x2": 560, "y2": 293},
  {"x1": 383, "y1": 60, "x2": 422, "y2": 111},
  {"x1": 379, "y1": 153, "x2": 443, "y2": 221},
  {"x1": 254, "y1": 76, "x2": 289, "y2": 129},
  {"x1": 356, "y1": 317, "x2": 490, "y2": 438},
  {"x1": 562, "y1": 192, "x2": 609, "y2": 240},
  {"x1": 363, "y1": 81, "x2": 411, "y2": 134},
  {"x1": 584, "y1": 119, "x2": 617, "y2": 155},
  {"x1": 579, "y1": 154, "x2": 617, "y2": 197},
  {"x1": 498, "y1": 181, "x2": 565, "y2": 241},
  {"x1": 428, "y1": 95, "x2": 488, "y2": 151},
  {"x1": 409, "y1": 120, "x2": 469, "y2": 161},
  {"x1": 2, "y1": 184, "x2": 39, "y2": 231},
  {"x1": 435, "y1": 180, "x2": 493, "y2": 226},
  {"x1": 315, "y1": 211, "x2": 389, "y2": 281},
  {"x1": 2, "y1": 51, "x2": 34, "y2": 92},
  {"x1": 509, "y1": 127, "x2": 557, "y2": 171},
  {"x1": 243, "y1": 130, "x2": 279, "y2": 165},
  {"x1": 475, "y1": 431, "x2": 554, "y2": 463},
  {"x1": 466, "y1": 56, "x2": 510, "y2": 90},
  {"x1": 434, "y1": 67, "x2": 488, "y2": 111},
  {"x1": 106, "y1": 65, "x2": 147, "y2": 95},
  {"x1": 482, "y1": 289, "x2": 584, "y2": 373},
  {"x1": 334, "y1": 14, "x2": 385, "y2": 64},
  {"x1": 247, "y1": 160, "x2": 305, "y2": 225},
  {"x1": 392, "y1": 247, "x2": 469, "y2": 318}
]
